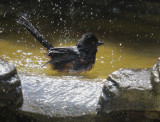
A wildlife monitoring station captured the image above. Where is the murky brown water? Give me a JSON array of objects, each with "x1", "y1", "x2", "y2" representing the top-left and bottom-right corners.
[
  {"x1": 1, "y1": 3, "x2": 160, "y2": 81},
  {"x1": 0, "y1": 33, "x2": 159, "y2": 80}
]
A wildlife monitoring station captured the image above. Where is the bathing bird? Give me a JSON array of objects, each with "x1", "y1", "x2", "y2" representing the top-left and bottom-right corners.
[{"x1": 17, "y1": 16, "x2": 103, "y2": 73}]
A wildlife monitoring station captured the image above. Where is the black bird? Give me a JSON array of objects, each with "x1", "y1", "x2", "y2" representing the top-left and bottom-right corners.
[{"x1": 17, "y1": 16, "x2": 104, "y2": 73}]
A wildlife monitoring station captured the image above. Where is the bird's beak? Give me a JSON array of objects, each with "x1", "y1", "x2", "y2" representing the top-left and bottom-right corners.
[{"x1": 97, "y1": 41, "x2": 104, "y2": 46}]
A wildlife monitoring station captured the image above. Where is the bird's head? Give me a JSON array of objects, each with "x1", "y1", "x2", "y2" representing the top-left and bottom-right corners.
[{"x1": 77, "y1": 33, "x2": 104, "y2": 48}]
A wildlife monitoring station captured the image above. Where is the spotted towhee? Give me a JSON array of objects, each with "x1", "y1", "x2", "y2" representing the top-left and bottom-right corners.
[{"x1": 17, "y1": 16, "x2": 103, "y2": 73}]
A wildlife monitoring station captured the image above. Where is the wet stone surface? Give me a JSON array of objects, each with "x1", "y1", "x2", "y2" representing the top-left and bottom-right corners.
[
  {"x1": 0, "y1": 58, "x2": 17, "y2": 81},
  {"x1": 98, "y1": 59, "x2": 160, "y2": 121},
  {"x1": 98, "y1": 68, "x2": 154, "y2": 114},
  {"x1": 0, "y1": 58, "x2": 23, "y2": 109},
  {"x1": 151, "y1": 58, "x2": 160, "y2": 94},
  {"x1": 17, "y1": 66, "x2": 160, "y2": 121},
  {"x1": 18, "y1": 74, "x2": 103, "y2": 121}
]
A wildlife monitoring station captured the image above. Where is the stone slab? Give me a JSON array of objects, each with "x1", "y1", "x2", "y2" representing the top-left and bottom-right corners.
[
  {"x1": 18, "y1": 74, "x2": 103, "y2": 121},
  {"x1": 98, "y1": 68, "x2": 155, "y2": 113}
]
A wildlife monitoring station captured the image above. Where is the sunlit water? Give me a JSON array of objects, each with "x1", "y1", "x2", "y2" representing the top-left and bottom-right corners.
[{"x1": 0, "y1": 34, "x2": 160, "y2": 81}]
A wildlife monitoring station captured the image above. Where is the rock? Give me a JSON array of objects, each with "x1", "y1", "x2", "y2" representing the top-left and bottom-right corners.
[
  {"x1": 97, "y1": 65, "x2": 160, "y2": 121},
  {"x1": 0, "y1": 58, "x2": 23, "y2": 109},
  {"x1": 98, "y1": 68, "x2": 154, "y2": 113},
  {"x1": 151, "y1": 58, "x2": 160, "y2": 94},
  {"x1": 17, "y1": 74, "x2": 103, "y2": 121}
]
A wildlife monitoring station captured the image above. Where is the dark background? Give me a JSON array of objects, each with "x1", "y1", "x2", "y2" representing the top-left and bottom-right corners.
[{"x1": 1, "y1": 0, "x2": 160, "y2": 44}]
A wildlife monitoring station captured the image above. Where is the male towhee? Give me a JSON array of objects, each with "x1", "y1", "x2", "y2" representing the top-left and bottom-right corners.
[{"x1": 17, "y1": 16, "x2": 104, "y2": 73}]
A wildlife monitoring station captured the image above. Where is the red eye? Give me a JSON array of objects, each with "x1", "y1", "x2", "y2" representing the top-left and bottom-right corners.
[{"x1": 92, "y1": 41, "x2": 95, "y2": 45}]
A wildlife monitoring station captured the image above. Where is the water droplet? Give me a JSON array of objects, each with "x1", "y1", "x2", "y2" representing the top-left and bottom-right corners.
[
  {"x1": 3, "y1": 89, "x2": 5, "y2": 93},
  {"x1": 17, "y1": 50, "x2": 22, "y2": 53},
  {"x1": 101, "y1": 61, "x2": 104, "y2": 63}
]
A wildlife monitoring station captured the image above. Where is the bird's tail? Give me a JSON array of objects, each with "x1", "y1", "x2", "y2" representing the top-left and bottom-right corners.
[{"x1": 17, "y1": 16, "x2": 54, "y2": 51}]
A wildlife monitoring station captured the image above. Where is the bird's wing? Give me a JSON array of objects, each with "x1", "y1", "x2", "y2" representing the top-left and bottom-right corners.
[
  {"x1": 48, "y1": 47, "x2": 79, "y2": 63},
  {"x1": 49, "y1": 47, "x2": 78, "y2": 55}
]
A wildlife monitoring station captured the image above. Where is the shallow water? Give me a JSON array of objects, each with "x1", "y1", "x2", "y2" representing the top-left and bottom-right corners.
[
  {"x1": 0, "y1": 33, "x2": 159, "y2": 80},
  {"x1": 1, "y1": 5, "x2": 160, "y2": 81}
]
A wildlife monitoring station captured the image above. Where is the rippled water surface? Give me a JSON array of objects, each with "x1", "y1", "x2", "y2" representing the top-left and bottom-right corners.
[
  {"x1": 1, "y1": 5, "x2": 160, "y2": 81},
  {"x1": 1, "y1": 34, "x2": 160, "y2": 80}
]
